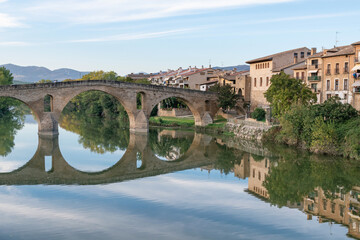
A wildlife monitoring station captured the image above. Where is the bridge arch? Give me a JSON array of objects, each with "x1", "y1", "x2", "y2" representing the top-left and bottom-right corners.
[{"x1": 147, "y1": 94, "x2": 209, "y2": 127}]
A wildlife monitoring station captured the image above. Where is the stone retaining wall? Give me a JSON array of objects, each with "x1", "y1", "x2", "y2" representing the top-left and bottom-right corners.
[
  {"x1": 158, "y1": 108, "x2": 192, "y2": 117},
  {"x1": 226, "y1": 118, "x2": 274, "y2": 141}
]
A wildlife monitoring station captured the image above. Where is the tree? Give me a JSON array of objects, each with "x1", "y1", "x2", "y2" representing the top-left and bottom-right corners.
[
  {"x1": 251, "y1": 107, "x2": 266, "y2": 121},
  {"x1": 209, "y1": 83, "x2": 240, "y2": 112},
  {"x1": 0, "y1": 67, "x2": 14, "y2": 85},
  {"x1": 37, "y1": 79, "x2": 53, "y2": 83},
  {"x1": 264, "y1": 72, "x2": 316, "y2": 117},
  {"x1": 81, "y1": 71, "x2": 119, "y2": 81}
]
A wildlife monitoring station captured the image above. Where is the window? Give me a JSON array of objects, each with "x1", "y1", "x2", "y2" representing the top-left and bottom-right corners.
[
  {"x1": 254, "y1": 78, "x2": 257, "y2": 87},
  {"x1": 311, "y1": 83, "x2": 317, "y2": 92},
  {"x1": 331, "y1": 203, "x2": 336, "y2": 213},
  {"x1": 258, "y1": 171, "x2": 261, "y2": 180},
  {"x1": 327, "y1": 94, "x2": 331, "y2": 99},
  {"x1": 344, "y1": 79, "x2": 348, "y2": 90},
  {"x1": 253, "y1": 169, "x2": 255, "y2": 178},
  {"x1": 323, "y1": 199, "x2": 327, "y2": 210},
  {"x1": 335, "y1": 79, "x2": 339, "y2": 91},
  {"x1": 327, "y1": 64, "x2": 331, "y2": 75},
  {"x1": 260, "y1": 77, "x2": 263, "y2": 87},
  {"x1": 344, "y1": 94, "x2": 348, "y2": 100},
  {"x1": 344, "y1": 62, "x2": 349, "y2": 73},
  {"x1": 200, "y1": 72, "x2": 205, "y2": 75},
  {"x1": 294, "y1": 53, "x2": 298, "y2": 58},
  {"x1": 327, "y1": 80, "x2": 330, "y2": 90},
  {"x1": 266, "y1": 77, "x2": 269, "y2": 86},
  {"x1": 335, "y1": 63, "x2": 340, "y2": 74},
  {"x1": 340, "y1": 205, "x2": 345, "y2": 217},
  {"x1": 301, "y1": 52, "x2": 304, "y2": 58},
  {"x1": 296, "y1": 72, "x2": 299, "y2": 79},
  {"x1": 301, "y1": 72, "x2": 305, "y2": 80},
  {"x1": 307, "y1": 52, "x2": 311, "y2": 56}
]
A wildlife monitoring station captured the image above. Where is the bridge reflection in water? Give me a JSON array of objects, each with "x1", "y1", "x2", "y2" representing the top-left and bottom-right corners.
[{"x1": 0, "y1": 131, "x2": 218, "y2": 185}]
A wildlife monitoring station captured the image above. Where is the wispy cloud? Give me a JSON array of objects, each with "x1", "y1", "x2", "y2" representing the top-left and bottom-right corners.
[
  {"x1": 68, "y1": 28, "x2": 197, "y2": 43},
  {"x1": 0, "y1": 41, "x2": 29, "y2": 46},
  {"x1": 250, "y1": 11, "x2": 358, "y2": 24},
  {"x1": 0, "y1": 13, "x2": 23, "y2": 28},
  {"x1": 26, "y1": 0, "x2": 296, "y2": 24}
]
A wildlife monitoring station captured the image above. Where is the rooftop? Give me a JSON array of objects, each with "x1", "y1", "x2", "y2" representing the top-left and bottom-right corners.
[{"x1": 246, "y1": 47, "x2": 309, "y2": 64}]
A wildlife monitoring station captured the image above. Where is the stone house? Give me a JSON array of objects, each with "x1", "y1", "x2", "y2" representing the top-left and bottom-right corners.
[
  {"x1": 246, "y1": 47, "x2": 311, "y2": 110},
  {"x1": 218, "y1": 70, "x2": 251, "y2": 102}
]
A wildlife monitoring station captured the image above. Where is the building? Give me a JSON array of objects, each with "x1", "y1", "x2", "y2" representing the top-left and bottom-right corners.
[
  {"x1": 351, "y1": 41, "x2": 360, "y2": 110},
  {"x1": 321, "y1": 45, "x2": 355, "y2": 105},
  {"x1": 126, "y1": 72, "x2": 156, "y2": 80},
  {"x1": 149, "y1": 66, "x2": 217, "y2": 90},
  {"x1": 218, "y1": 70, "x2": 251, "y2": 102},
  {"x1": 246, "y1": 47, "x2": 311, "y2": 110},
  {"x1": 293, "y1": 48, "x2": 323, "y2": 104}
]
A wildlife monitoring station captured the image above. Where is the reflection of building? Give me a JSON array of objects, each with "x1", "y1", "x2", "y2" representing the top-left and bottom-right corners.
[
  {"x1": 233, "y1": 153, "x2": 250, "y2": 179},
  {"x1": 349, "y1": 187, "x2": 360, "y2": 238},
  {"x1": 248, "y1": 155, "x2": 270, "y2": 198}
]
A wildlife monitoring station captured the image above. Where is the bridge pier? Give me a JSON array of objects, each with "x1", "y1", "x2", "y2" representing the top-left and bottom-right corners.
[
  {"x1": 194, "y1": 112, "x2": 214, "y2": 127},
  {"x1": 129, "y1": 110, "x2": 149, "y2": 133},
  {"x1": 38, "y1": 113, "x2": 59, "y2": 137}
]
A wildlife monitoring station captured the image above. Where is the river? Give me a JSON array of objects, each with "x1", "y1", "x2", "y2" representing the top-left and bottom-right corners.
[{"x1": 0, "y1": 113, "x2": 359, "y2": 240}]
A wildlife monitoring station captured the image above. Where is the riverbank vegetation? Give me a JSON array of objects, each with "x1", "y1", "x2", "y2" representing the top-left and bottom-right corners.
[
  {"x1": 264, "y1": 98, "x2": 360, "y2": 159},
  {"x1": 263, "y1": 72, "x2": 359, "y2": 160}
]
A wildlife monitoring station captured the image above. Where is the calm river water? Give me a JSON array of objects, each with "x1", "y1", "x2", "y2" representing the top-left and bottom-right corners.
[{"x1": 0, "y1": 114, "x2": 359, "y2": 240}]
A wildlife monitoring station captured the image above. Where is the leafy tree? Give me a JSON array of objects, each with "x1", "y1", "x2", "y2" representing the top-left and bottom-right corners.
[
  {"x1": 0, "y1": 67, "x2": 14, "y2": 85},
  {"x1": 264, "y1": 72, "x2": 316, "y2": 117},
  {"x1": 310, "y1": 97, "x2": 358, "y2": 124},
  {"x1": 37, "y1": 79, "x2": 53, "y2": 83},
  {"x1": 251, "y1": 107, "x2": 266, "y2": 121},
  {"x1": 209, "y1": 83, "x2": 240, "y2": 112},
  {"x1": 81, "y1": 70, "x2": 119, "y2": 81}
]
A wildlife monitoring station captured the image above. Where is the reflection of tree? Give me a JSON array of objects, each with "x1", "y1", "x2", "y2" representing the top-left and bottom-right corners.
[
  {"x1": 0, "y1": 98, "x2": 26, "y2": 156},
  {"x1": 263, "y1": 145, "x2": 360, "y2": 207},
  {"x1": 149, "y1": 129, "x2": 193, "y2": 160},
  {"x1": 214, "y1": 144, "x2": 244, "y2": 175},
  {"x1": 60, "y1": 112, "x2": 129, "y2": 154}
]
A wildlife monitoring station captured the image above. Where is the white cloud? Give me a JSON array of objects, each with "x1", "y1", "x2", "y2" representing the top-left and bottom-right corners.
[
  {"x1": 68, "y1": 28, "x2": 197, "y2": 43},
  {"x1": 0, "y1": 13, "x2": 23, "y2": 28},
  {"x1": 26, "y1": 0, "x2": 296, "y2": 24}
]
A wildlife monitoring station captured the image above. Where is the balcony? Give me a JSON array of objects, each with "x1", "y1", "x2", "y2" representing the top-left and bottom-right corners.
[
  {"x1": 334, "y1": 68, "x2": 340, "y2": 75},
  {"x1": 326, "y1": 69, "x2": 331, "y2": 75},
  {"x1": 308, "y1": 76, "x2": 321, "y2": 81},
  {"x1": 308, "y1": 64, "x2": 322, "y2": 70}
]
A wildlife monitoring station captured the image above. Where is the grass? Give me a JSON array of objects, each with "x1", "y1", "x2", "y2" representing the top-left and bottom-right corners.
[
  {"x1": 149, "y1": 116, "x2": 194, "y2": 127},
  {"x1": 205, "y1": 117, "x2": 227, "y2": 129}
]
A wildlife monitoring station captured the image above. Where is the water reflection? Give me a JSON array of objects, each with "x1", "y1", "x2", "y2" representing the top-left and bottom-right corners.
[{"x1": 1, "y1": 109, "x2": 360, "y2": 239}]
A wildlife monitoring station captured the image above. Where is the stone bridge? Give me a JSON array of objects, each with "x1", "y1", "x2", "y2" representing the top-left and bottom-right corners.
[
  {"x1": 0, "y1": 80, "x2": 219, "y2": 135},
  {"x1": 0, "y1": 132, "x2": 219, "y2": 185}
]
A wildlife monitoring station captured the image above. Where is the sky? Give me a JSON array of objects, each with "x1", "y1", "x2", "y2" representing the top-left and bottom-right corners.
[{"x1": 0, "y1": 0, "x2": 359, "y2": 75}]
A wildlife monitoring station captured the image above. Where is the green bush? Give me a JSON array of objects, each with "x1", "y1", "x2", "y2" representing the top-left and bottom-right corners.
[{"x1": 251, "y1": 107, "x2": 266, "y2": 121}]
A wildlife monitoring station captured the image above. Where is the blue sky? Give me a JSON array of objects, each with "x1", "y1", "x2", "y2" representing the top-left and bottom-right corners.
[{"x1": 0, "y1": 0, "x2": 359, "y2": 75}]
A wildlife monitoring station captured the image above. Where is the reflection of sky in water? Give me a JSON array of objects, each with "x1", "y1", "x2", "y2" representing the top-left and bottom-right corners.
[
  {"x1": 59, "y1": 125, "x2": 126, "y2": 172},
  {"x1": 0, "y1": 119, "x2": 352, "y2": 239},
  {"x1": 0, "y1": 169, "x2": 349, "y2": 240},
  {"x1": 0, "y1": 116, "x2": 38, "y2": 173}
]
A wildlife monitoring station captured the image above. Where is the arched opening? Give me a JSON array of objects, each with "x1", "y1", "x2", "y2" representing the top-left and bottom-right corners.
[
  {"x1": 0, "y1": 96, "x2": 38, "y2": 172},
  {"x1": 59, "y1": 90, "x2": 130, "y2": 172},
  {"x1": 238, "y1": 89, "x2": 243, "y2": 97},
  {"x1": 149, "y1": 129, "x2": 194, "y2": 161},
  {"x1": 205, "y1": 100, "x2": 210, "y2": 112},
  {"x1": 44, "y1": 94, "x2": 53, "y2": 112},
  {"x1": 136, "y1": 92, "x2": 145, "y2": 110},
  {"x1": 149, "y1": 96, "x2": 196, "y2": 127}
]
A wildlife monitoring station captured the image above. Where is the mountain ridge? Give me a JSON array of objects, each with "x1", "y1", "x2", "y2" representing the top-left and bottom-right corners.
[{"x1": 0, "y1": 64, "x2": 90, "y2": 83}]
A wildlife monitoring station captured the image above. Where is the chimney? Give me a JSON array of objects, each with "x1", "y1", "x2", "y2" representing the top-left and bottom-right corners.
[
  {"x1": 209, "y1": 64, "x2": 212, "y2": 68},
  {"x1": 311, "y1": 48, "x2": 317, "y2": 55}
]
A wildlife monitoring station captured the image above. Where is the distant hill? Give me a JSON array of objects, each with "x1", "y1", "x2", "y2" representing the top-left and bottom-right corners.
[
  {"x1": 0, "y1": 64, "x2": 90, "y2": 83},
  {"x1": 213, "y1": 65, "x2": 250, "y2": 71}
]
